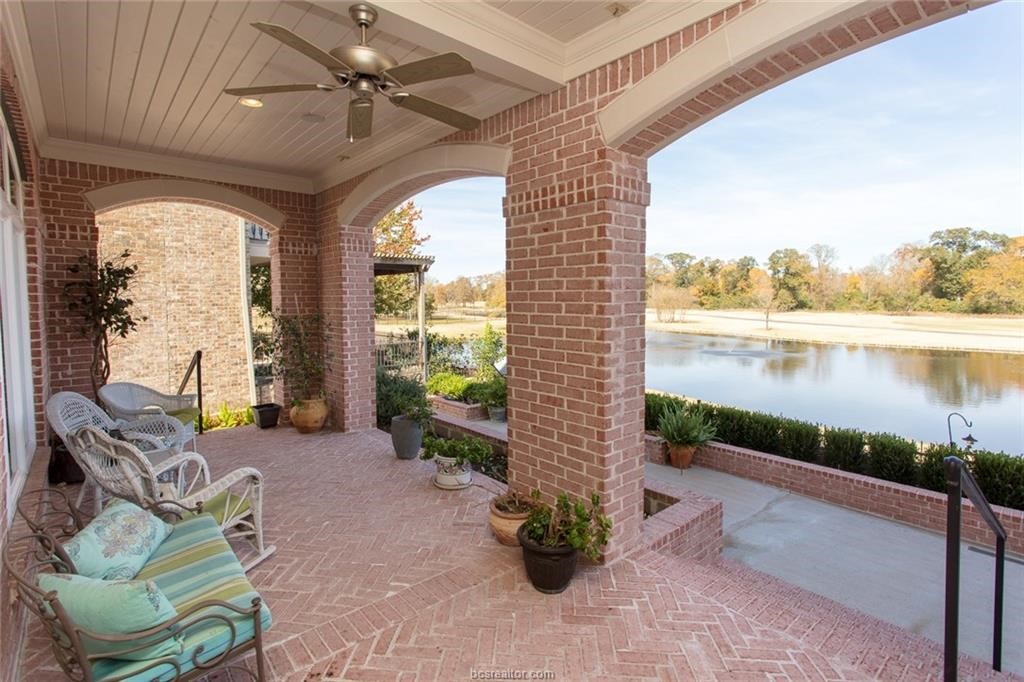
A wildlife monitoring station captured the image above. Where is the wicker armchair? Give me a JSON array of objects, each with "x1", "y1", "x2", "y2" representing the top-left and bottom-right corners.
[
  {"x1": 67, "y1": 426, "x2": 276, "y2": 571},
  {"x1": 46, "y1": 391, "x2": 208, "y2": 512},
  {"x1": 99, "y1": 382, "x2": 200, "y2": 450},
  {"x1": 5, "y1": 488, "x2": 269, "y2": 681}
]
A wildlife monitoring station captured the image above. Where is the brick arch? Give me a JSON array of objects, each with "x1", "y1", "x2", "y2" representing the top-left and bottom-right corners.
[
  {"x1": 83, "y1": 178, "x2": 286, "y2": 230},
  {"x1": 336, "y1": 143, "x2": 510, "y2": 228},
  {"x1": 599, "y1": 0, "x2": 981, "y2": 157}
]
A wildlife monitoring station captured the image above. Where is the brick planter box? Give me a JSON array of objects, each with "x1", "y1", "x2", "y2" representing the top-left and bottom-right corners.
[
  {"x1": 642, "y1": 479, "x2": 722, "y2": 561},
  {"x1": 646, "y1": 435, "x2": 1024, "y2": 555},
  {"x1": 428, "y1": 395, "x2": 487, "y2": 421}
]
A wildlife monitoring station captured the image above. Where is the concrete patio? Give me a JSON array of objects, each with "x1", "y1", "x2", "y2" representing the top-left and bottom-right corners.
[{"x1": 18, "y1": 426, "x2": 1017, "y2": 681}]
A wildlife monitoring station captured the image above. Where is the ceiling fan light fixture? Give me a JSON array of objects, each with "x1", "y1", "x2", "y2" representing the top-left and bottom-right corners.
[{"x1": 238, "y1": 97, "x2": 264, "y2": 108}]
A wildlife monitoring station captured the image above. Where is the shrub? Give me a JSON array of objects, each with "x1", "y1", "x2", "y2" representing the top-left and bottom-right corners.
[
  {"x1": 644, "y1": 393, "x2": 680, "y2": 431},
  {"x1": 478, "y1": 378, "x2": 507, "y2": 408},
  {"x1": 463, "y1": 381, "x2": 489, "y2": 405},
  {"x1": 376, "y1": 368, "x2": 427, "y2": 430},
  {"x1": 711, "y1": 407, "x2": 781, "y2": 453},
  {"x1": 778, "y1": 420, "x2": 821, "y2": 462},
  {"x1": 917, "y1": 443, "x2": 958, "y2": 493},
  {"x1": 822, "y1": 427, "x2": 866, "y2": 473},
  {"x1": 469, "y1": 323, "x2": 505, "y2": 380},
  {"x1": 970, "y1": 450, "x2": 1024, "y2": 510},
  {"x1": 426, "y1": 372, "x2": 472, "y2": 400},
  {"x1": 866, "y1": 433, "x2": 918, "y2": 485}
]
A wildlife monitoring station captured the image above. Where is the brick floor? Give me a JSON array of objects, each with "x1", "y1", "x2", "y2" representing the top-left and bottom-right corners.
[{"x1": 17, "y1": 427, "x2": 1018, "y2": 681}]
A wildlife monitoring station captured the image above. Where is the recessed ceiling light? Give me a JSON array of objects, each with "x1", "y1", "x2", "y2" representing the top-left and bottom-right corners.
[
  {"x1": 301, "y1": 112, "x2": 325, "y2": 124},
  {"x1": 238, "y1": 97, "x2": 263, "y2": 108}
]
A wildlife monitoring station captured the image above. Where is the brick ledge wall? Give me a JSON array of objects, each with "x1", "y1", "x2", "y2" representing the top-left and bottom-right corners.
[{"x1": 645, "y1": 434, "x2": 1024, "y2": 555}]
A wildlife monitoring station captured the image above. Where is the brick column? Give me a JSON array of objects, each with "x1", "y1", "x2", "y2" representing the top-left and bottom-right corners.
[
  {"x1": 505, "y1": 148, "x2": 649, "y2": 561},
  {"x1": 320, "y1": 222, "x2": 375, "y2": 432}
]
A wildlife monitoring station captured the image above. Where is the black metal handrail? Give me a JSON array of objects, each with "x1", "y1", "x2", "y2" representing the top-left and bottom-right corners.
[
  {"x1": 944, "y1": 455, "x2": 1006, "y2": 680},
  {"x1": 177, "y1": 350, "x2": 204, "y2": 435}
]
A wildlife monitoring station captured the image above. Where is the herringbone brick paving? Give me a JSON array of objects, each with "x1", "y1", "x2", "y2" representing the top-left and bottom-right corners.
[{"x1": 17, "y1": 427, "x2": 1019, "y2": 681}]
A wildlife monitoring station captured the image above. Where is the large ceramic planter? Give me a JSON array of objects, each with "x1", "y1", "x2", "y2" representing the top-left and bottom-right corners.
[
  {"x1": 289, "y1": 399, "x2": 327, "y2": 433},
  {"x1": 668, "y1": 444, "x2": 697, "y2": 469},
  {"x1": 390, "y1": 416, "x2": 423, "y2": 460},
  {"x1": 487, "y1": 406, "x2": 507, "y2": 422},
  {"x1": 517, "y1": 524, "x2": 578, "y2": 594},
  {"x1": 489, "y1": 499, "x2": 531, "y2": 546},
  {"x1": 432, "y1": 454, "x2": 472, "y2": 490}
]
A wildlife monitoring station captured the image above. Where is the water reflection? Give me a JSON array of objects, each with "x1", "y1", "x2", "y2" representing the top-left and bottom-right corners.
[{"x1": 645, "y1": 331, "x2": 1024, "y2": 454}]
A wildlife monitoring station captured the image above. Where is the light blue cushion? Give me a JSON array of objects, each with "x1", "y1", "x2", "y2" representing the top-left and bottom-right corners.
[
  {"x1": 91, "y1": 514, "x2": 273, "y2": 682},
  {"x1": 63, "y1": 500, "x2": 173, "y2": 580},
  {"x1": 37, "y1": 573, "x2": 183, "y2": 661}
]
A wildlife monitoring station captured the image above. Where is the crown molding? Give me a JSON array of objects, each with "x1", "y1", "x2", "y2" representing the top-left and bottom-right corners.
[
  {"x1": 563, "y1": 1, "x2": 734, "y2": 80},
  {"x1": 39, "y1": 137, "x2": 315, "y2": 194},
  {"x1": 1, "y1": 0, "x2": 49, "y2": 150}
]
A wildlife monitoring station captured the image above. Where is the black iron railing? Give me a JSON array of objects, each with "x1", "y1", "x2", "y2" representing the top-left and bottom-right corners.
[
  {"x1": 177, "y1": 350, "x2": 204, "y2": 435},
  {"x1": 944, "y1": 455, "x2": 1005, "y2": 680}
]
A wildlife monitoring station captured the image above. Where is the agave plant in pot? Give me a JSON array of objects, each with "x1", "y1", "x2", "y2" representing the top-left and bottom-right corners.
[
  {"x1": 420, "y1": 435, "x2": 491, "y2": 490},
  {"x1": 518, "y1": 490, "x2": 612, "y2": 594},
  {"x1": 658, "y1": 404, "x2": 717, "y2": 469},
  {"x1": 270, "y1": 312, "x2": 328, "y2": 433}
]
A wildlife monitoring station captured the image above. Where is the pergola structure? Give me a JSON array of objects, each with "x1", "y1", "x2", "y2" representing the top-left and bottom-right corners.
[
  {"x1": 374, "y1": 252, "x2": 435, "y2": 379},
  {"x1": 0, "y1": 1, "x2": 992, "y2": 676}
]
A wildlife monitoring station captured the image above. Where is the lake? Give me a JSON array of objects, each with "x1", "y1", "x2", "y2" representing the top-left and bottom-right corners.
[{"x1": 645, "y1": 331, "x2": 1024, "y2": 455}]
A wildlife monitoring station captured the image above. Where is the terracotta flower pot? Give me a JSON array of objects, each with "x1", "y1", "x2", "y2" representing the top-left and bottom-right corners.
[
  {"x1": 289, "y1": 398, "x2": 328, "y2": 433},
  {"x1": 489, "y1": 498, "x2": 531, "y2": 546},
  {"x1": 667, "y1": 444, "x2": 697, "y2": 469}
]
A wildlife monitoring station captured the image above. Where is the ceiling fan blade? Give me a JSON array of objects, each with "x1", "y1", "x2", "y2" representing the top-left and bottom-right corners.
[
  {"x1": 389, "y1": 93, "x2": 480, "y2": 131},
  {"x1": 251, "y1": 22, "x2": 352, "y2": 72},
  {"x1": 348, "y1": 98, "x2": 374, "y2": 139},
  {"x1": 224, "y1": 84, "x2": 335, "y2": 96},
  {"x1": 381, "y1": 53, "x2": 474, "y2": 87}
]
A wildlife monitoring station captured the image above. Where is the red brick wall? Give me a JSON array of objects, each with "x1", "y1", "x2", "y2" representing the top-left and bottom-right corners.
[
  {"x1": 36, "y1": 161, "x2": 318, "y2": 409},
  {"x1": 97, "y1": 202, "x2": 252, "y2": 409}
]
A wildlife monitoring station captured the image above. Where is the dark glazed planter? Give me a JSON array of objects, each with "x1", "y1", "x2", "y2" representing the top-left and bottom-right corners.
[
  {"x1": 252, "y1": 403, "x2": 281, "y2": 429},
  {"x1": 517, "y1": 524, "x2": 578, "y2": 594},
  {"x1": 487, "y1": 406, "x2": 507, "y2": 422},
  {"x1": 390, "y1": 415, "x2": 423, "y2": 460}
]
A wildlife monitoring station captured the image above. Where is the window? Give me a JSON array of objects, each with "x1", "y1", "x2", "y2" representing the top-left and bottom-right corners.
[{"x1": 0, "y1": 104, "x2": 33, "y2": 525}]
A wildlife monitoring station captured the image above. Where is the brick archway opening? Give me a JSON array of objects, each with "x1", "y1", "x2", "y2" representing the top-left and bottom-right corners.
[{"x1": 93, "y1": 200, "x2": 269, "y2": 414}]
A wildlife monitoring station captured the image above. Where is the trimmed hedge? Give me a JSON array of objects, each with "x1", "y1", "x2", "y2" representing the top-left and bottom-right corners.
[
  {"x1": 644, "y1": 391, "x2": 1024, "y2": 511},
  {"x1": 426, "y1": 372, "x2": 474, "y2": 401}
]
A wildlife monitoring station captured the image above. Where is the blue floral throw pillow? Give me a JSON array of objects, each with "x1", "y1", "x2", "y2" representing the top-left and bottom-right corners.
[
  {"x1": 37, "y1": 572, "x2": 182, "y2": 661},
  {"x1": 63, "y1": 500, "x2": 174, "y2": 580}
]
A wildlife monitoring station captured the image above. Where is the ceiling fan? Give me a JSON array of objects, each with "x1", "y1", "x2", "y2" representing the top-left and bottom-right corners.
[{"x1": 223, "y1": 3, "x2": 481, "y2": 141}]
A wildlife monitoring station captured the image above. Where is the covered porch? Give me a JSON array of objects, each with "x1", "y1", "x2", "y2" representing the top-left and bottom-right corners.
[{"x1": 16, "y1": 426, "x2": 1008, "y2": 681}]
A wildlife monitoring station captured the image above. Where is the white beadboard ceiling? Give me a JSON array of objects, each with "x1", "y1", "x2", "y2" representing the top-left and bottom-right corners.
[{"x1": 7, "y1": 0, "x2": 717, "y2": 192}]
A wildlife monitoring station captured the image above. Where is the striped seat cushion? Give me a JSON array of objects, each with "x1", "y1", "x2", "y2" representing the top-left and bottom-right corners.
[{"x1": 90, "y1": 513, "x2": 272, "y2": 681}]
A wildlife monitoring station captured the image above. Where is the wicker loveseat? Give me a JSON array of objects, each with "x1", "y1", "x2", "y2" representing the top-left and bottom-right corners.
[{"x1": 5, "y1": 489, "x2": 271, "y2": 681}]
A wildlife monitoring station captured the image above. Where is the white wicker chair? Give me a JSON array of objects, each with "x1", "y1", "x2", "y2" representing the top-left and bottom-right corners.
[
  {"x1": 99, "y1": 382, "x2": 199, "y2": 450},
  {"x1": 68, "y1": 425, "x2": 276, "y2": 572},
  {"x1": 46, "y1": 391, "x2": 207, "y2": 512}
]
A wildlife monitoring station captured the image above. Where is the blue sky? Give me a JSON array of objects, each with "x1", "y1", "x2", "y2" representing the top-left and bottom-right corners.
[{"x1": 412, "y1": 2, "x2": 1022, "y2": 282}]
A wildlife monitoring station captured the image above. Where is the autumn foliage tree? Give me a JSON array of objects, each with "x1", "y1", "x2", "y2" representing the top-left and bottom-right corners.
[{"x1": 374, "y1": 201, "x2": 430, "y2": 316}]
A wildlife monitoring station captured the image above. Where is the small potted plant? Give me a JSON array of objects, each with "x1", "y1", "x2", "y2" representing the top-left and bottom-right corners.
[
  {"x1": 657, "y1": 404, "x2": 717, "y2": 469},
  {"x1": 270, "y1": 312, "x2": 328, "y2": 433},
  {"x1": 420, "y1": 435, "x2": 491, "y2": 489},
  {"x1": 518, "y1": 490, "x2": 612, "y2": 594},
  {"x1": 488, "y1": 489, "x2": 537, "y2": 546},
  {"x1": 391, "y1": 397, "x2": 433, "y2": 460},
  {"x1": 480, "y1": 378, "x2": 507, "y2": 422}
]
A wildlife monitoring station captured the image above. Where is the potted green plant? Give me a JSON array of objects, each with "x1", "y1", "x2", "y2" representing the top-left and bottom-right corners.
[
  {"x1": 657, "y1": 405, "x2": 717, "y2": 469},
  {"x1": 480, "y1": 378, "x2": 507, "y2": 422},
  {"x1": 518, "y1": 490, "x2": 612, "y2": 594},
  {"x1": 488, "y1": 490, "x2": 537, "y2": 546},
  {"x1": 391, "y1": 397, "x2": 433, "y2": 460},
  {"x1": 420, "y1": 435, "x2": 491, "y2": 489},
  {"x1": 270, "y1": 312, "x2": 328, "y2": 433}
]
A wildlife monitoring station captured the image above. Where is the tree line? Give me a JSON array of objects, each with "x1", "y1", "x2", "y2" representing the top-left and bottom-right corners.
[{"x1": 646, "y1": 228, "x2": 1023, "y2": 323}]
